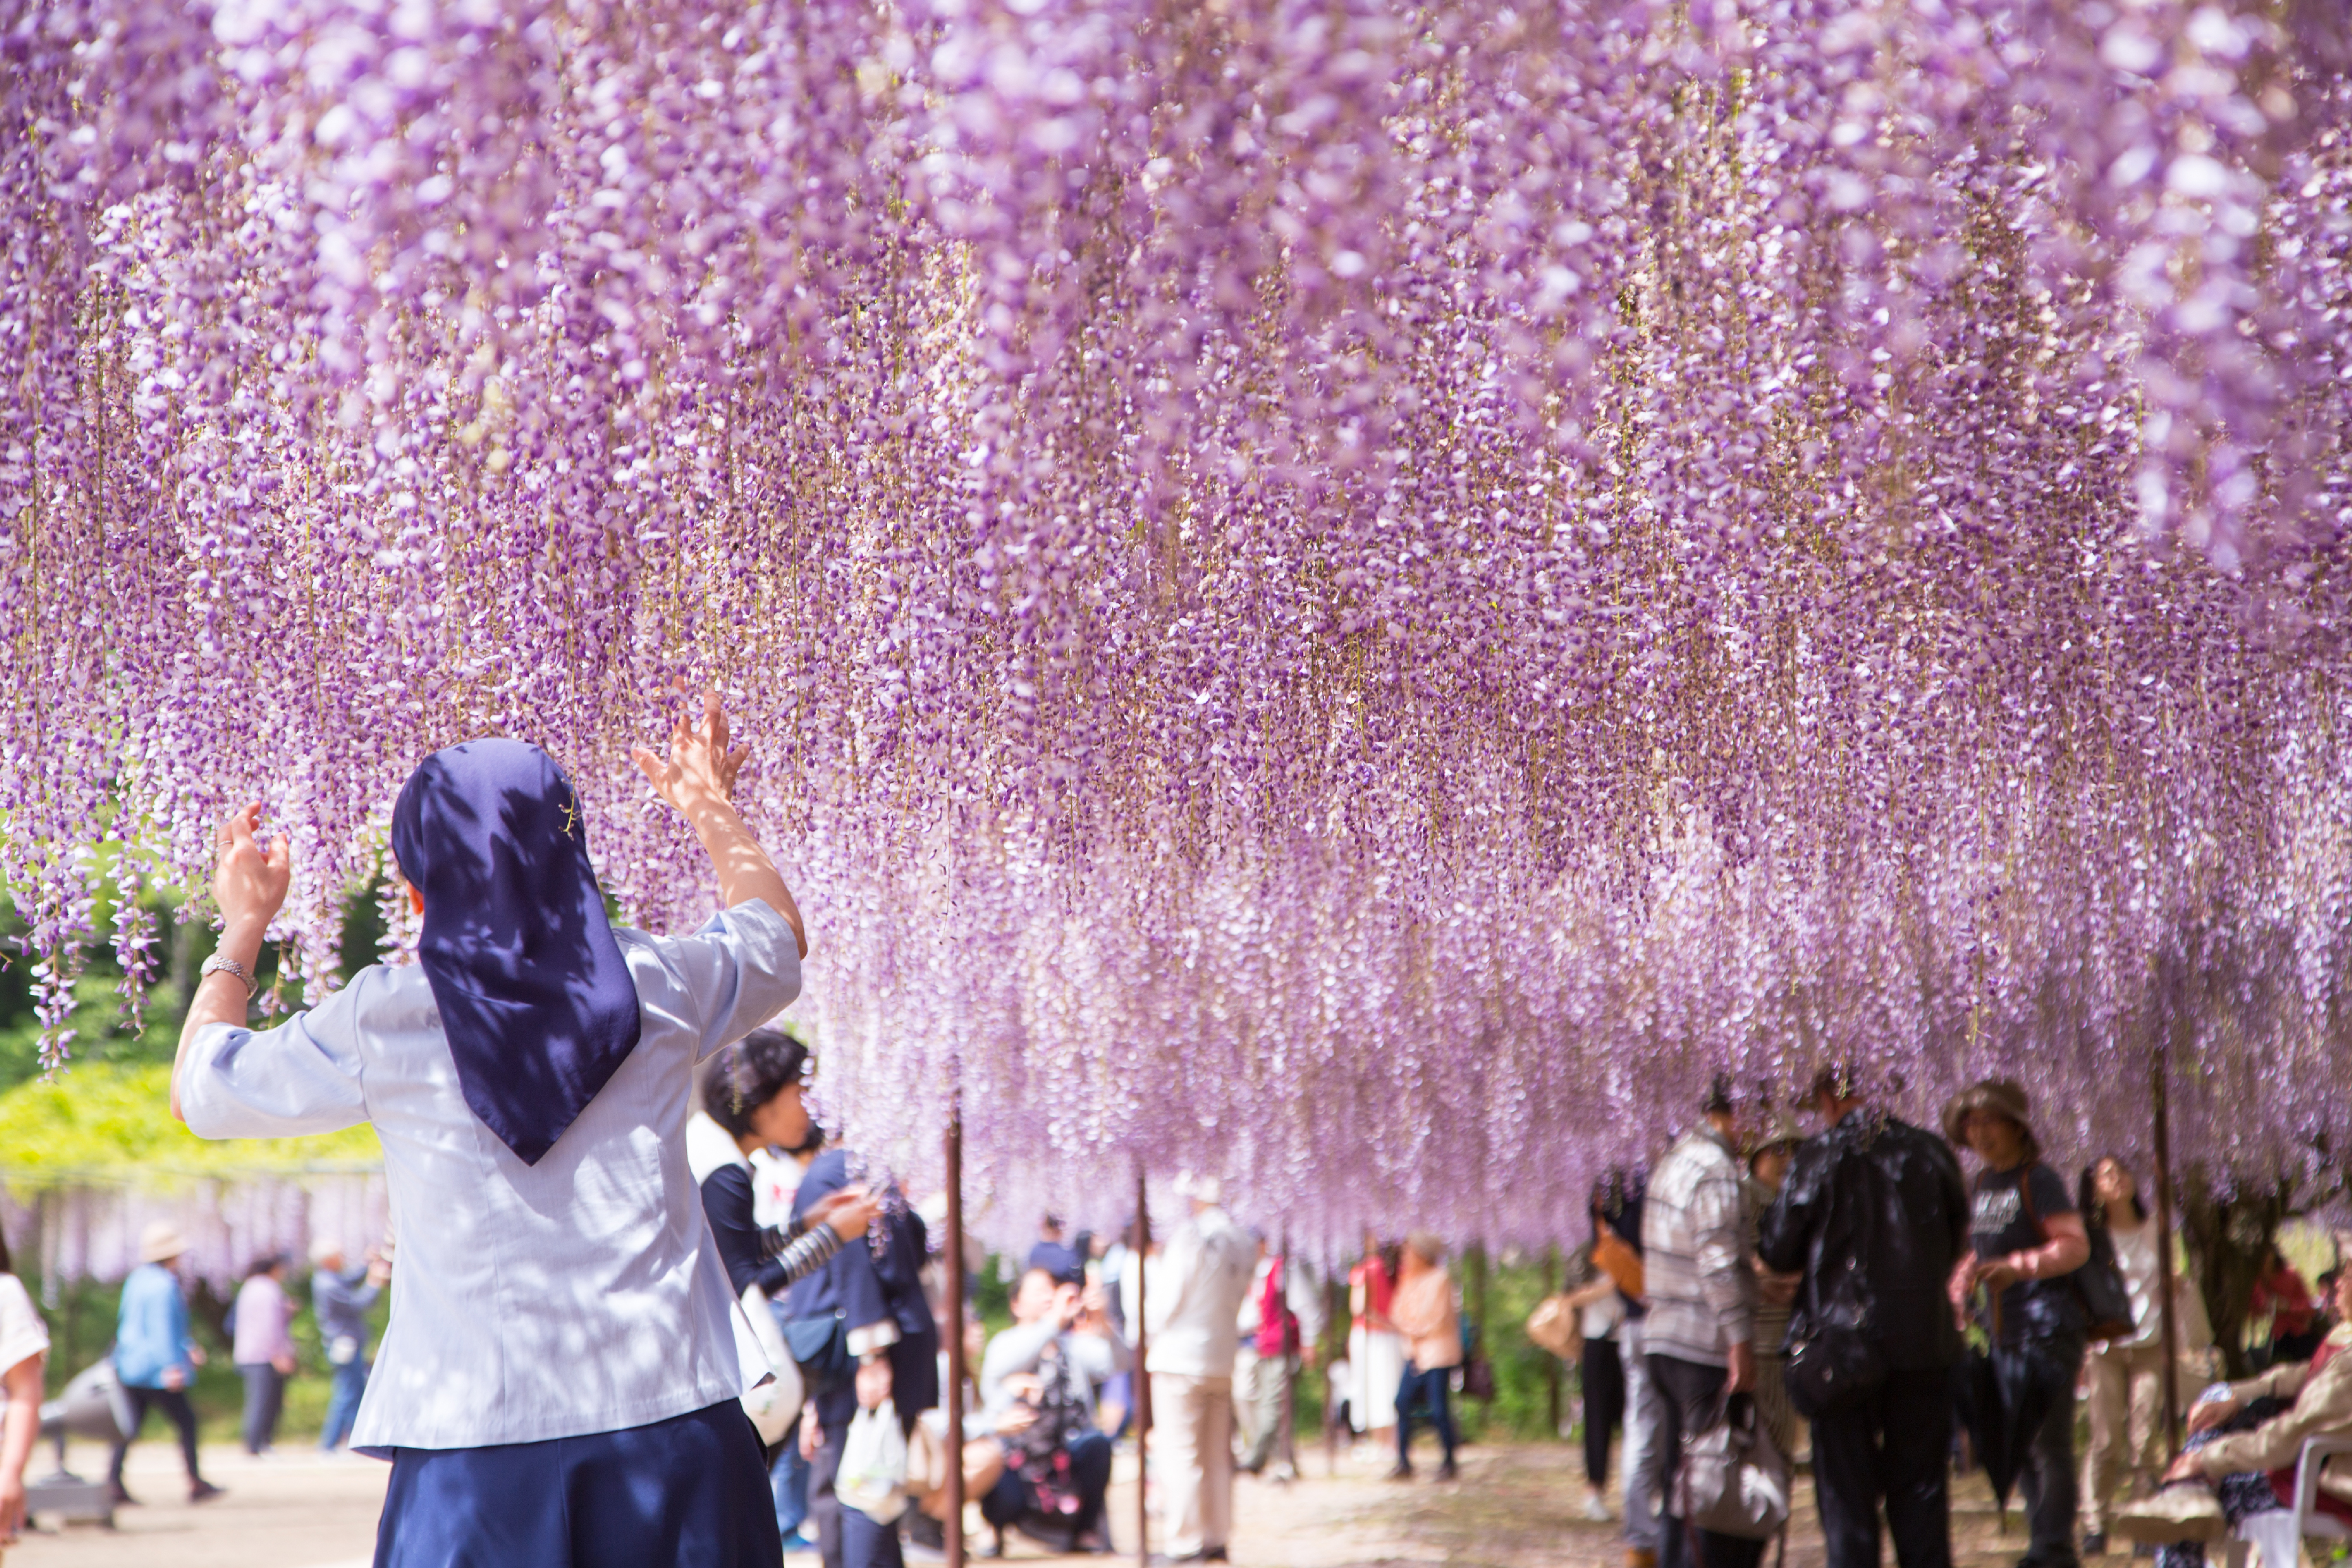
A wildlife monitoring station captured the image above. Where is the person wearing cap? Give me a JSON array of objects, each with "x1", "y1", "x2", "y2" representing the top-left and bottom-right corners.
[
  {"x1": 1641, "y1": 1076, "x2": 1763, "y2": 1568},
  {"x1": 1759, "y1": 1065, "x2": 1968, "y2": 1568},
  {"x1": 1145, "y1": 1172, "x2": 1256, "y2": 1563},
  {"x1": 107, "y1": 1222, "x2": 221, "y2": 1505},
  {"x1": 1029, "y1": 1215, "x2": 1083, "y2": 1287},
  {"x1": 311, "y1": 1234, "x2": 391, "y2": 1454},
  {"x1": 171, "y1": 694, "x2": 809, "y2": 1565},
  {"x1": 1945, "y1": 1079, "x2": 2092, "y2": 1568}
]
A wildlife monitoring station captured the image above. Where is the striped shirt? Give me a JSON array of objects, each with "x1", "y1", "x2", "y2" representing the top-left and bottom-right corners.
[{"x1": 1639, "y1": 1124, "x2": 1756, "y2": 1366}]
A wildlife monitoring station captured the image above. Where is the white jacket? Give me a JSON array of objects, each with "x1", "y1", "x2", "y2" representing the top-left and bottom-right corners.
[{"x1": 1144, "y1": 1206, "x2": 1258, "y2": 1379}]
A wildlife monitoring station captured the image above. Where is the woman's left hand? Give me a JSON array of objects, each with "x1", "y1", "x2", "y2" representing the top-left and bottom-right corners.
[
  {"x1": 0, "y1": 1470, "x2": 23, "y2": 1540},
  {"x1": 213, "y1": 803, "x2": 292, "y2": 931},
  {"x1": 2164, "y1": 1452, "x2": 2206, "y2": 1485}
]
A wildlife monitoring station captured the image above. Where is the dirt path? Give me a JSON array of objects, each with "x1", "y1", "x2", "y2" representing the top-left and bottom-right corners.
[{"x1": 9, "y1": 1432, "x2": 2074, "y2": 1568}]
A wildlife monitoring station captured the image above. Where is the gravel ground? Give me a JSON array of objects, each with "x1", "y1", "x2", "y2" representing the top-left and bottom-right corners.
[{"x1": 4, "y1": 1430, "x2": 2109, "y2": 1568}]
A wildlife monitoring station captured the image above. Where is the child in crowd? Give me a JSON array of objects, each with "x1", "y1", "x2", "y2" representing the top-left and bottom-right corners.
[{"x1": 838, "y1": 1357, "x2": 912, "y2": 1567}]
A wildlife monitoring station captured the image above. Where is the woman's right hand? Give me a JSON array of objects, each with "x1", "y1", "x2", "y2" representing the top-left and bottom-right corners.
[
  {"x1": 0, "y1": 1470, "x2": 23, "y2": 1540},
  {"x1": 811, "y1": 1184, "x2": 884, "y2": 1241}
]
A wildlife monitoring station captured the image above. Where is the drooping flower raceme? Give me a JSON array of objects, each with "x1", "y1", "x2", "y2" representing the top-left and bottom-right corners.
[{"x1": 3, "y1": 0, "x2": 2350, "y2": 1239}]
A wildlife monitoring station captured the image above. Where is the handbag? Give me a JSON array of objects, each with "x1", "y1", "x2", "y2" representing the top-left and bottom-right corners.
[
  {"x1": 2022, "y1": 1179, "x2": 2135, "y2": 1341},
  {"x1": 785, "y1": 1309, "x2": 853, "y2": 1397},
  {"x1": 1525, "y1": 1293, "x2": 1584, "y2": 1360},
  {"x1": 739, "y1": 1284, "x2": 805, "y2": 1445},
  {"x1": 1675, "y1": 1391, "x2": 1792, "y2": 1540}
]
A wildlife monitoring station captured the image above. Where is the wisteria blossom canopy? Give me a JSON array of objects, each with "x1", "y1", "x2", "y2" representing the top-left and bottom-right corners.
[{"x1": 3, "y1": 0, "x2": 2349, "y2": 1237}]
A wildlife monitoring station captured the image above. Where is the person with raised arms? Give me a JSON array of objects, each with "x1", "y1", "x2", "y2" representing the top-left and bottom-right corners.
[{"x1": 173, "y1": 693, "x2": 812, "y2": 1567}]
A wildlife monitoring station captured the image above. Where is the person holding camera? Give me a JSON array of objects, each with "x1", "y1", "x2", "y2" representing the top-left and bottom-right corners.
[{"x1": 978, "y1": 1267, "x2": 1129, "y2": 1552}]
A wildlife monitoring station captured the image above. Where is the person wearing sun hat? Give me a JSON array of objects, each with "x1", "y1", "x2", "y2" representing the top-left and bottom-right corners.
[
  {"x1": 1946, "y1": 1078, "x2": 2093, "y2": 1568},
  {"x1": 105, "y1": 1221, "x2": 222, "y2": 1507},
  {"x1": 171, "y1": 694, "x2": 813, "y2": 1567}
]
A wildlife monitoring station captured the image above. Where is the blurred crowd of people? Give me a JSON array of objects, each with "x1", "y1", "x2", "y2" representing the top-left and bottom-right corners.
[{"x1": 1551, "y1": 1067, "x2": 2351, "y2": 1568}]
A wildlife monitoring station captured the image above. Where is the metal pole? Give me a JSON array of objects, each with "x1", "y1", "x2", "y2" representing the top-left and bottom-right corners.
[
  {"x1": 944, "y1": 1099, "x2": 967, "y2": 1568},
  {"x1": 1134, "y1": 1163, "x2": 1151, "y2": 1568},
  {"x1": 2153, "y1": 999, "x2": 2184, "y2": 1457}
]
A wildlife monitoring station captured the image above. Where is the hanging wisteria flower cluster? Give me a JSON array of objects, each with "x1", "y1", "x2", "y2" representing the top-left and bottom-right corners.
[{"x1": 5, "y1": 0, "x2": 2351, "y2": 1239}]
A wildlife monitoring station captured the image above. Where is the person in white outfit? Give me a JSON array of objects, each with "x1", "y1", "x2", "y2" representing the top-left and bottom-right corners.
[{"x1": 1144, "y1": 1174, "x2": 1256, "y2": 1563}]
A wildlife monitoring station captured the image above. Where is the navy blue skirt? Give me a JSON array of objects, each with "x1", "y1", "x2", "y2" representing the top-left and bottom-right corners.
[{"x1": 373, "y1": 1401, "x2": 781, "y2": 1568}]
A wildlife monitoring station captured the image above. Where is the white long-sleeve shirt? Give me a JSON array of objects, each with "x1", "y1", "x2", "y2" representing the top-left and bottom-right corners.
[
  {"x1": 1640, "y1": 1123, "x2": 1756, "y2": 1367},
  {"x1": 180, "y1": 900, "x2": 801, "y2": 1452},
  {"x1": 1144, "y1": 1206, "x2": 1257, "y2": 1380}
]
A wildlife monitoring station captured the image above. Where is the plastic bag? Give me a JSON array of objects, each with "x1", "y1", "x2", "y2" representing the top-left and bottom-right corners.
[{"x1": 838, "y1": 1399, "x2": 910, "y2": 1525}]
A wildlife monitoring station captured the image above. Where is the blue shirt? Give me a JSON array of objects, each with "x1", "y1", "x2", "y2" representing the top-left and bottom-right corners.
[
  {"x1": 312, "y1": 1265, "x2": 381, "y2": 1349},
  {"x1": 113, "y1": 1263, "x2": 193, "y2": 1389}
]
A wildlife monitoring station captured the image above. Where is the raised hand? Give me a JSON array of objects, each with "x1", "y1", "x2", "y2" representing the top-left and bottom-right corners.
[
  {"x1": 627, "y1": 690, "x2": 806, "y2": 954},
  {"x1": 213, "y1": 802, "x2": 292, "y2": 933},
  {"x1": 630, "y1": 690, "x2": 748, "y2": 814}
]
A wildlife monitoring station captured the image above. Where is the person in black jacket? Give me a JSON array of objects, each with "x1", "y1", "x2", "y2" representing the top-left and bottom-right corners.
[
  {"x1": 1759, "y1": 1066, "x2": 1969, "y2": 1568},
  {"x1": 789, "y1": 1146, "x2": 940, "y2": 1568}
]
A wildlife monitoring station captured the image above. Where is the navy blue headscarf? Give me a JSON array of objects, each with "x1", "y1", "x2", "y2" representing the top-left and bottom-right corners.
[{"x1": 391, "y1": 739, "x2": 642, "y2": 1165}]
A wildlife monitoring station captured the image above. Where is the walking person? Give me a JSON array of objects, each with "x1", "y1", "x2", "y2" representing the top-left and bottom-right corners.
[
  {"x1": 1238, "y1": 1241, "x2": 1320, "y2": 1480},
  {"x1": 1759, "y1": 1066, "x2": 1969, "y2": 1568},
  {"x1": 312, "y1": 1237, "x2": 390, "y2": 1453},
  {"x1": 1562, "y1": 1181, "x2": 1639, "y2": 1521},
  {"x1": 1599, "y1": 1167, "x2": 1665, "y2": 1568},
  {"x1": 1347, "y1": 1232, "x2": 1404, "y2": 1448},
  {"x1": 173, "y1": 695, "x2": 809, "y2": 1565},
  {"x1": 2078, "y1": 1155, "x2": 2215, "y2": 1556},
  {"x1": 1144, "y1": 1172, "x2": 1256, "y2": 1563},
  {"x1": 232, "y1": 1254, "x2": 298, "y2": 1455},
  {"x1": 1388, "y1": 1233, "x2": 1463, "y2": 1482},
  {"x1": 1946, "y1": 1080, "x2": 2092, "y2": 1568},
  {"x1": 0, "y1": 1221, "x2": 50, "y2": 1549},
  {"x1": 106, "y1": 1222, "x2": 222, "y2": 1505},
  {"x1": 1642, "y1": 1078, "x2": 1763, "y2": 1568}
]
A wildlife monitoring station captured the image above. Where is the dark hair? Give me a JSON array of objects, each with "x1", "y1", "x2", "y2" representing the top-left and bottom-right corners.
[
  {"x1": 1702, "y1": 1073, "x2": 1736, "y2": 1115},
  {"x1": 1591, "y1": 1166, "x2": 1644, "y2": 1247},
  {"x1": 247, "y1": 1253, "x2": 287, "y2": 1278},
  {"x1": 0, "y1": 1221, "x2": 12, "y2": 1276},
  {"x1": 1808, "y1": 1063, "x2": 1863, "y2": 1104},
  {"x1": 699, "y1": 1027, "x2": 812, "y2": 1140},
  {"x1": 2078, "y1": 1157, "x2": 2147, "y2": 1226}
]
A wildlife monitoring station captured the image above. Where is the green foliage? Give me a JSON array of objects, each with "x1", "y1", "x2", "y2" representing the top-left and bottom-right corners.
[
  {"x1": 0, "y1": 1062, "x2": 381, "y2": 1180},
  {"x1": 0, "y1": 871, "x2": 392, "y2": 1094}
]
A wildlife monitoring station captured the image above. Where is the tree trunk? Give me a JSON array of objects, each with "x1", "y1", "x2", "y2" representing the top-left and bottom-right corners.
[{"x1": 2177, "y1": 1166, "x2": 2294, "y2": 1379}]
